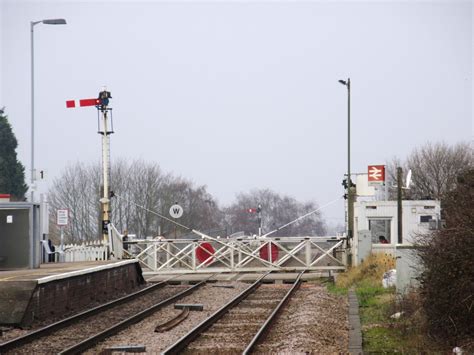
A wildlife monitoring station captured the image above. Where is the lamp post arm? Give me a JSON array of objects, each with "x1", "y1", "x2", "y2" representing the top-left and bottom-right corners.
[{"x1": 29, "y1": 19, "x2": 67, "y2": 202}]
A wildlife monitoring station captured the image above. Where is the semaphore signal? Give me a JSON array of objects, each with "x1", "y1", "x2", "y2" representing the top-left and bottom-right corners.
[
  {"x1": 66, "y1": 88, "x2": 114, "y2": 250},
  {"x1": 65, "y1": 98, "x2": 100, "y2": 108}
]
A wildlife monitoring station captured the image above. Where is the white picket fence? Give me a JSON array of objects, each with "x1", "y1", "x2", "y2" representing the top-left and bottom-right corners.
[
  {"x1": 62, "y1": 241, "x2": 108, "y2": 262},
  {"x1": 41, "y1": 225, "x2": 123, "y2": 263}
]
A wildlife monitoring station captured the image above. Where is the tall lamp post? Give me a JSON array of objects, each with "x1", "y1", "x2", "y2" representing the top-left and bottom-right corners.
[
  {"x1": 338, "y1": 78, "x2": 354, "y2": 247},
  {"x1": 30, "y1": 18, "x2": 67, "y2": 202}
]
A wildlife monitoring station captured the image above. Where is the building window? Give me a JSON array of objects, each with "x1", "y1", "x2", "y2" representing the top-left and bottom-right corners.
[
  {"x1": 368, "y1": 218, "x2": 391, "y2": 244},
  {"x1": 420, "y1": 215, "x2": 433, "y2": 223}
]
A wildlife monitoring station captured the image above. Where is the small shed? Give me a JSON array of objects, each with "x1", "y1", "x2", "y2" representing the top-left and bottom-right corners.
[
  {"x1": 0, "y1": 202, "x2": 41, "y2": 269},
  {"x1": 353, "y1": 199, "x2": 440, "y2": 293},
  {"x1": 354, "y1": 200, "x2": 440, "y2": 248}
]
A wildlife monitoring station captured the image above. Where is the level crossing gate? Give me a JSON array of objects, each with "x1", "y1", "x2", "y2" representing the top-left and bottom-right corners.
[{"x1": 120, "y1": 236, "x2": 346, "y2": 274}]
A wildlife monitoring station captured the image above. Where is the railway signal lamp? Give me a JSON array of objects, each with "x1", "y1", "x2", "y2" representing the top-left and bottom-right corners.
[
  {"x1": 342, "y1": 179, "x2": 348, "y2": 189},
  {"x1": 98, "y1": 89, "x2": 112, "y2": 109}
]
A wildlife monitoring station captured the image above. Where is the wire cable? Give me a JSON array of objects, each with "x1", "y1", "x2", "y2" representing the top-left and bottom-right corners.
[
  {"x1": 112, "y1": 193, "x2": 193, "y2": 231},
  {"x1": 261, "y1": 196, "x2": 343, "y2": 238}
]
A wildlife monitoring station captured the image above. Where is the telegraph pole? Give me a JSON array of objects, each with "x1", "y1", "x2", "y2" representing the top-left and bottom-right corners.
[
  {"x1": 338, "y1": 78, "x2": 354, "y2": 242},
  {"x1": 257, "y1": 204, "x2": 262, "y2": 237},
  {"x1": 397, "y1": 167, "x2": 403, "y2": 244}
]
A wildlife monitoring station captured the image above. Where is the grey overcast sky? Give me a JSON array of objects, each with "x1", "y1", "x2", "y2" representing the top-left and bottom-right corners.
[{"x1": 1, "y1": 0, "x2": 472, "y2": 226}]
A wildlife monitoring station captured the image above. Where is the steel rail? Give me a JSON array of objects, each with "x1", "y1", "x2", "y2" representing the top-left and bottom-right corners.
[
  {"x1": 162, "y1": 271, "x2": 272, "y2": 355},
  {"x1": 0, "y1": 273, "x2": 189, "y2": 353},
  {"x1": 154, "y1": 306, "x2": 190, "y2": 332},
  {"x1": 242, "y1": 271, "x2": 305, "y2": 354},
  {"x1": 59, "y1": 278, "x2": 210, "y2": 355}
]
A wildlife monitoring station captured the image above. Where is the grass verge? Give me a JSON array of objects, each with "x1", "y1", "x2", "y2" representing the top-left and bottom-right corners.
[{"x1": 328, "y1": 253, "x2": 447, "y2": 354}]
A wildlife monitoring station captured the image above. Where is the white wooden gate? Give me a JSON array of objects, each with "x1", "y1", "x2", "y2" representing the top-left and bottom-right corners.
[{"x1": 124, "y1": 236, "x2": 346, "y2": 273}]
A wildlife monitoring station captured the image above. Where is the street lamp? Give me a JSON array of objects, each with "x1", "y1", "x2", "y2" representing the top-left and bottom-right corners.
[
  {"x1": 30, "y1": 18, "x2": 67, "y2": 202},
  {"x1": 338, "y1": 78, "x2": 354, "y2": 244}
]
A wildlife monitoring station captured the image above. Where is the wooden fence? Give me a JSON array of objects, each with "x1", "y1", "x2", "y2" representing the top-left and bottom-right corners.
[{"x1": 62, "y1": 241, "x2": 108, "y2": 262}]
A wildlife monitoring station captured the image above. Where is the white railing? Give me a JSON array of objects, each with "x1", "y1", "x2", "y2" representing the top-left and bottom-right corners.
[
  {"x1": 41, "y1": 224, "x2": 123, "y2": 263},
  {"x1": 124, "y1": 236, "x2": 347, "y2": 274},
  {"x1": 62, "y1": 241, "x2": 108, "y2": 262},
  {"x1": 41, "y1": 228, "x2": 347, "y2": 273}
]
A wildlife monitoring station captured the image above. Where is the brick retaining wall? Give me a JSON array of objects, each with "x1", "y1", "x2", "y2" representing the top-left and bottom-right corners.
[{"x1": 21, "y1": 262, "x2": 144, "y2": 326}]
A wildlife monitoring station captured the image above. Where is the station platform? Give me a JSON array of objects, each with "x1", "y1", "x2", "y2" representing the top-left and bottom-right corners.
[
  {"x1": 0, "y1": 260, "x2": 144, "y2": 327},
  {"x1": 0, "y1": 260, "x2": 132, "y2": 282}
]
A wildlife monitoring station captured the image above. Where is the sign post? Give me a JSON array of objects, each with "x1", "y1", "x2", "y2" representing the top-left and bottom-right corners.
[
  {"x1": 57, "y1": 209, "x2": 69, "y2": 252},
  {"x1": 169, "y1": 204, "x2": 183, "y2": 239}
]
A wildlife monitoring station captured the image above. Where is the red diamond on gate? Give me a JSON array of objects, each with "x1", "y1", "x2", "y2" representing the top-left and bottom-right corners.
[{"x1": 196, "y1": 242, "x2": 215, "y2": 265}]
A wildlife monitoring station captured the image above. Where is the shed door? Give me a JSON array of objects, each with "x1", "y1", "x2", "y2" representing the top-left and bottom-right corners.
[{"x1": 0, "y1": 209, "x2": 30, "y2": 269}]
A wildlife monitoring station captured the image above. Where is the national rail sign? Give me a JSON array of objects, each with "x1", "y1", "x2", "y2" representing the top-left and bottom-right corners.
[
  {"x1": 57, "y1": 209, "x2": 69, "y2": 226},
  {"x1": 368, "y1": 165, "x2": 385, "y2": 185}
]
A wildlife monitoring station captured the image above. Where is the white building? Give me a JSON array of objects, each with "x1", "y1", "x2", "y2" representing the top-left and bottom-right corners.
[
  {"x1": 353, "y1": 199, "x2": 441, "y2": 292},
  {"x1": 353, "y1": 200, "x2": 441, "y2": 259}
]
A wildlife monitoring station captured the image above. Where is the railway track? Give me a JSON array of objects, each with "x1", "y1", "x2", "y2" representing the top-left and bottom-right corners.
[
  {"x1": 163, "y1": 271, "x2": 304, "y2": 354},
  {"x1": 0, "y1": 275, "x2": 214, "y2": 354}
]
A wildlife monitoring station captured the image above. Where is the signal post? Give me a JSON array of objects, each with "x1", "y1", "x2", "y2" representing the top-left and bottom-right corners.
[{"x1": 66, "y1": 89, "x2": 114, "y2": 246}]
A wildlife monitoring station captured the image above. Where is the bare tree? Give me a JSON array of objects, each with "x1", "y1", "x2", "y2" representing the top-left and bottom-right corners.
[
  {"x1": 386, "y1": 141, "x2": 473, "y2": 200},
  {"x1": 224, "y1": 188, "x2": 326, "y2": 237},
  {"x1": 48, "y1": 162, "x2": 101, "y2": 243},
  {"x1": 111, "y1": 159, "x2": 170, "y2": 237},
  {"x1": 48, "y1": 159, "x2": 222, "y2": 243},
  {"x1": 326, "y1": 222, "x2": 345, "y2": 236},
  {"x1": 150, "y1": 177, "x2": 221, "y2": 238}
]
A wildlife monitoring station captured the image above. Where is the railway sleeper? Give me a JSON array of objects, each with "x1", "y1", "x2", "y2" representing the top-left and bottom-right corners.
[
  {"x1": 245, "y1": 292, "x2": 289, "y2": 300},
  {"x1": 228, "y1": 307, "x2": 274, "y2": 321},
  {"x1": 182, "y1": 346, "x2": 243, "y2": 355},
  {"x1": 197, "y1": 329, "x2": 260, "y2": 340},
  {"x1": 205, "y1": 322, "x2": 263, "y2": 332},
  {"x1": 188, "y1": 338, "x2": 251, "y2": 350},
  {"x1": 238, "y1": 299, "x2": 283, "y2": 307}
]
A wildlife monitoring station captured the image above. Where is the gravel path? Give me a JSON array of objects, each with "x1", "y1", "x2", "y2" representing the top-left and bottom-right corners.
[
  {"x1": 184, "y1": 283, "x2": 291, "y2": 354},
  {"x1": 89, "y1": 282, "x2": 349, "y2": 354},
  {"x1": 87, "y1": 281, "x2": 250, "y2": 354},
  {"x1": 2, "y1": 281, "x2": 349, "y2": 354},
  {"x1": 0, "y1": 285, "x2": 148, "y2": 343},
  {"x1": 5, "y1": 285, "x2": 189, "y2": 354},
  {"x1": 254, "y1": 283, "x2": 349, "y2": 354}
]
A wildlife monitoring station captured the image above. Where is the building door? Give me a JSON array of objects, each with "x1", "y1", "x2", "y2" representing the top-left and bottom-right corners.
[{"x1": 0, "y1": 208, "x2": 30, "y2": 268}]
